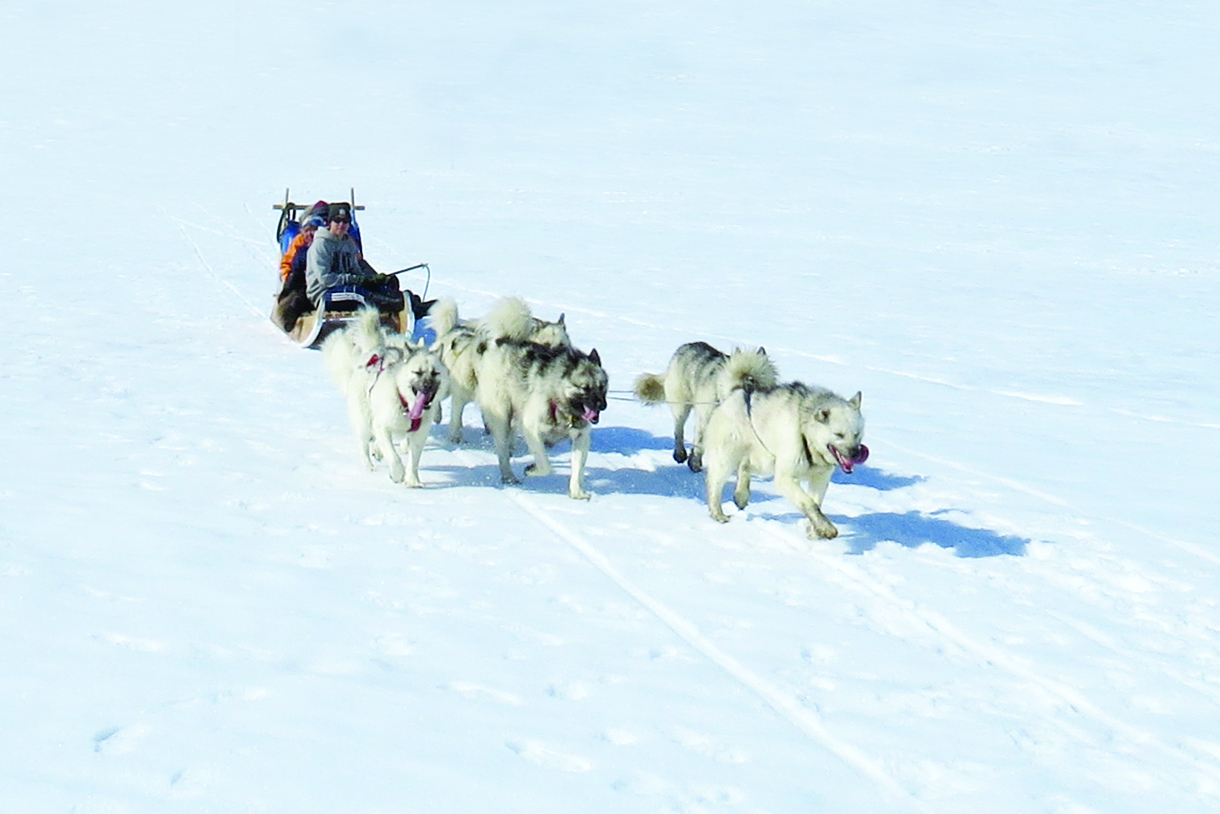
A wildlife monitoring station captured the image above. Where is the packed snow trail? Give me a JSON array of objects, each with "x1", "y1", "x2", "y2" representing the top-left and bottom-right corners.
[{"x1": 508, "y1": 489, "x2": 919, "y2": 804}]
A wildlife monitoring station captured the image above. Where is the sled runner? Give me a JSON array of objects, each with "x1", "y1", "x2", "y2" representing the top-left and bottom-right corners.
[{"x1": 271, "y1": 188, "x2": 434, "y2": 349}]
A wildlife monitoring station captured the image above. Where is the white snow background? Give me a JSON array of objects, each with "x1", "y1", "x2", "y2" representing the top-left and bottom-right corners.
[{"x1": 3, "y1": 1, "x2": 1219, "y2": 812}]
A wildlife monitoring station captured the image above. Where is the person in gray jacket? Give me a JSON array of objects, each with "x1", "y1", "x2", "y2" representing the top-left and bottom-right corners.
[{"x1": 305, "y1": 202, "x2": 404, "y2": 312}]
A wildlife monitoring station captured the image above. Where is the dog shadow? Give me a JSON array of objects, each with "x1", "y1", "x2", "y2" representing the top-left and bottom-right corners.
[
  {"x1": 840, "y1": 510, "x2": 1029, "y2": 558},
  {"x1": 426, "y1": 424, "x2": 702, "y2": 499},
  {"x1": 833, "y1": 466, "x2": 923, "y2": 491},
  {"x1": 425, "y1": 427, "x2": 1030, "y2": 558},
  {"x1": 591, "y1": 426, "x2": 676, "y2": 455},
  {"x1": 590, "y1": 425, "x2": 708, "y2": 500}
]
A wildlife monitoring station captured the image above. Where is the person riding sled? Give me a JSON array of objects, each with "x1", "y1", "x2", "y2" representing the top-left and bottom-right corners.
[
  {"x1": 305, "y1": 202, "x2": 406, "y2": 314},
  {"x1": 271, "y1": 211, "x2": 325, "y2": 332}
]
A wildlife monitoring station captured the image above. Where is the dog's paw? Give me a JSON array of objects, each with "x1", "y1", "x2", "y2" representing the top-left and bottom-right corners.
[
  {"x1": 732, "y1": 489, "x2": 750, "y2": 510},
  {"x1": 709, "y1": 506, "x2": 730, "y2": 524},
  {"x1": 686, "y1": 455, "x2": 703, "y2": 473},
  {"x1": 569, "y1": 489, "x2": 591, "y2": 501},
  {"x1": 673, "y1": 446, "x2": 688, "y2": 464},
  {"x1": 524, "y1": 461, "x2": 552, "y2": 477},
  {"x1": 806, "y1": 519, "x2": 839, "y2": 540}
]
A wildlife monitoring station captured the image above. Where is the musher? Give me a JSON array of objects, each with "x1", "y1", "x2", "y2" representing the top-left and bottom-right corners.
[{"x1": 305, "y1": 202, "x2": 405, "y2": 314}]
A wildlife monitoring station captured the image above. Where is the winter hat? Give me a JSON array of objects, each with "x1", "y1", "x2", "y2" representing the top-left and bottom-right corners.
[
  {"x1": 327, "y1": 202, "x2": 352, "y2": 222},
  {"x1": 301, "y1": 214, "x2": 325, "y2": 230},
  {"x1": 302, "y1": 200, "x2": 328, "y2": 220}
]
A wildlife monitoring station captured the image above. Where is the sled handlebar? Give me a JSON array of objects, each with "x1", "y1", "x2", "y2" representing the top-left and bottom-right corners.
[{"x1": 388, "y1": 263, "x2": 430, "y2": 301}]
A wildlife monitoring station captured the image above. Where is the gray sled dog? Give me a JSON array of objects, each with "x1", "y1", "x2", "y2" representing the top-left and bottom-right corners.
[
  {"x1": 322, "y1": 308, "x2": 449, "y2": 487},
  {"x1": 476, "y1": 335, "x2": 608, "y2": 500},
  {"x1": 431, "y1": 296, "x2": 570, "y2": 443},
  {"x1": 702, "y1": 383, "x2": 869, "y2": 539},
  {"x1": 633, "y1": 342, "x2": 778, "y2": 471}
]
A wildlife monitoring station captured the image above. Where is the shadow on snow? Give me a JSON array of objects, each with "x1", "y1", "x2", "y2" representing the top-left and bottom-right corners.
[
  {"x1": 428, "y1": 425, "x2": 1031, "y2": 558},
  {"x1": 842, "y1": 510, "x2": 1028, "y2": 558}
]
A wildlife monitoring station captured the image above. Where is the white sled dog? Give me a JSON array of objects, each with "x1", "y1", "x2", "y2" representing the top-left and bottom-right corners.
[
  {"x1": 702, "y1": 383, "x2": 869, "y2": 539},
  {"x1": 476, "y1": 334, "x2": 608, "y2": 500},
  {"x1": 322, "y1": 308, "x2": 449, "y2": 487},
  {"x1": 431, "y1": 296, "x2": 570, "y2": 443},
  {"x1": 634, "y1": 341, "x2": 778, "y2": 472}
]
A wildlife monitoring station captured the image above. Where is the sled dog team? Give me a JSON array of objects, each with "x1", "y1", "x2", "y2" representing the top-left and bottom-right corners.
[{"x1": 321, "y1": 297, "x2": 868, "y2": 540}]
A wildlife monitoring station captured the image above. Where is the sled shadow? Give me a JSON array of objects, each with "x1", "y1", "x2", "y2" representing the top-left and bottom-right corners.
[{"x1": 842, "y1": 510, "x2": 1028, "y2": 558}]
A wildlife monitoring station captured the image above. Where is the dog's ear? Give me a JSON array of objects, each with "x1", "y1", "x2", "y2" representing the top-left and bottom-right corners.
[
  {"x1": 849, "y1": 391, "x2": 862, "y2": 410},
  {"x1": 557, "y1": 313, "x2": 566, "y2": 326},
  {"x1": 589, "y1": 348, "x2": 601, "y2": 366},
  {"x1": 815, "y1": 407, "x2": 831, "y2": 424},
  {"x1": 758, "y1": 346, "x2": 766, "y2": 356}
]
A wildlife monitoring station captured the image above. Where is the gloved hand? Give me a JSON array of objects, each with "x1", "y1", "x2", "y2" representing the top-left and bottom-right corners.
[{"x1": 367, "y1": 273, "x2": 388, "y2": 285}]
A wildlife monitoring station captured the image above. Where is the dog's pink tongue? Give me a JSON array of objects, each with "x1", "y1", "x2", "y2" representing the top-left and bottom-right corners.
[
  {"x1": 583, "y1": 407, "x2": 600, "y2": 424},
  {"x1": 832, "y1": 444, "x2": 869, "y2": 474},
  {"x1": 408, "y1": 392, "x2": 428, "y2": 432}
]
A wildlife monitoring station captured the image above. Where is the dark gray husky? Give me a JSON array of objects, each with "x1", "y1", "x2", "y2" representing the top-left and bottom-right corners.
[
  {"x1": 477, "y1": 337, "x2": 608, "y2": 500},
  {"x1": 634, "y1": 341, "x2": 778, "y2": 471}
]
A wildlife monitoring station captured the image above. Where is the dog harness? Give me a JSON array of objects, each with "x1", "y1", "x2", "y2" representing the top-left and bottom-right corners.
[{"x1": 743, "y1": 388, "x2": 820, "y2": 467}]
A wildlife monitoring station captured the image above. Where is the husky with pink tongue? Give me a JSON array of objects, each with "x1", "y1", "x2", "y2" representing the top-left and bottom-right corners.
[
  {"x1": 323, "y1": 308, "x2": 449, "y2": 487},
  {"x1": 476, "y1": 330, "x2": 608, "y2": 500},
  {"x1": 702, "y1": 382, "x2": 868, "y2": 539}
]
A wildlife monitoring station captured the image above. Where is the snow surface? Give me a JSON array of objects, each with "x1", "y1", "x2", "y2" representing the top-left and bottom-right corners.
[{"x1": 3, "y1": 1, "x2": 1220, "y2": 811}]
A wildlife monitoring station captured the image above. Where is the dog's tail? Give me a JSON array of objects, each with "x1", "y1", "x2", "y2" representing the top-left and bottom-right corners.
[
  {"x1": 720, "y1": 347, "x2": 778, "y2": 397},
  {"x1": 320, "y1": 329, "x2": 354, "y2": 390},
  {"x1": 430, "y1": 297, "x2": 460, "y2": 338},
  {"x1": 478, "y1": 296, "x2": 535, "y2": 341},
  {"x1": 633, "y1": 372, "x2": 667, "y2": 404},
  {"x1": 351, "y1": 306, "x2": 385, "y2": 349},
  {"x1": 322, "y1": 307, "x2": 387, "y2": 389}
]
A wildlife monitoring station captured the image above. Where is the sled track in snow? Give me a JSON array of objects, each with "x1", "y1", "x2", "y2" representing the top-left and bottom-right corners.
[
  {"x1": 760, "y1": 522, "x2": 1220, "y2": 787},
  {"x1": 170, "y1": 214, "x2": 265, "y2": 320},
  {"x1": 447, "y1": 422, "x2": 1220, "y2": 796},
  {"x1": 501, "y1": 489, "x2": 922, "y2": 808},
  {"x1": 439, "y1": 444, "x2": 916, "y2": 798}
]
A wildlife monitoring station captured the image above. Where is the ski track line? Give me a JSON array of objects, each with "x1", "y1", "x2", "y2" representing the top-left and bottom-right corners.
[
  {"x1": 504, "y1": 489, "x2": 923, "y2": 809},
  {"x1": 171, "y1": 217, "x2": 264, "y2": 320},
  {"x1": 171, "y1": 215, "x2": 266, "y2": 249},
  {"x1": 771, "y1": 523, "x2": 1220, "y2": 787}
]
